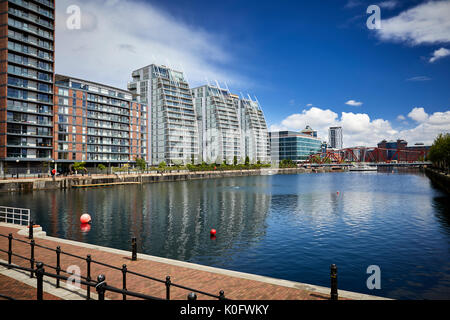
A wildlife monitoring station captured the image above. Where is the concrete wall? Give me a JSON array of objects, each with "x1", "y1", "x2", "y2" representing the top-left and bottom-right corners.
[
  {"x1": 424, "y1": 167, "x2": 450, "y2": 194},
  {"x1": 0, "y1": 167, "x2": 341, "y2": 193}
]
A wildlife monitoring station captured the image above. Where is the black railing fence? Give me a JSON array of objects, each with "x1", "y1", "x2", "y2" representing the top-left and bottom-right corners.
[{"x1": 0, "y1": 230, "x2": 231, "y2": 301}]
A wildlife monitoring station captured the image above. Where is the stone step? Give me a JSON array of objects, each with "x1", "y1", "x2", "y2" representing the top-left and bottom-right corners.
[{"x1": 17, "y1": 226, "x2": 47, "y2": 238}]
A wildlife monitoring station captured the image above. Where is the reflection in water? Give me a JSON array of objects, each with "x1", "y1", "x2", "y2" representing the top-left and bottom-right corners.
[
  {"x1": 2, "y1": 178, "x2": 271, "y2": 266},
  {"x1": 0, "y1": 171, "x2": 449, "y2": 299}
]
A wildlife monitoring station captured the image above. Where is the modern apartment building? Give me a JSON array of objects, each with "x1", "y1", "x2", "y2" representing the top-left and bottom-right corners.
[
  {"x1": 270, "y1": 129, "x2": 323, "y2": 163},
  {"x1": 239, "y1": 97, "x2": 271, "y2": 164},
  {"x1": 128, "y1": 64, "x2": 199, "y2": 166},
  {"x1": 328, "y1": 126, "x2": 343, "y2": 149},
  {"x1": 54, "y1": 75, "x2": 148, "y2": 168},
  {"x1": 192, "y1": 85, "x2": 242, "y2": 164},
  {"x1": 0, "y1": 0, "x2": 55, "y2": 175}
]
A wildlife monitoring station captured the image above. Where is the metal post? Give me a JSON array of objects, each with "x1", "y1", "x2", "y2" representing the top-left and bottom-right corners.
[
  {"x1": 28, "y1": 220, "x2": 33, "y2": 240},
  {"x1": 330, "y1": 264, "x2": 338, "y2": 300},
  {"x1": 131, "y1": 237, "x2": 137, "y2": 261},
  {"x1": 219, "y1": 290, "x2": 225, "y2": 300},
  {"x1": 56, "y1": 246, "x2": 61, "y2": 288},
  {"x1": 187, "y1": 292, "x2": 197, "y2": 300},
  {"x1": 165, "y1": 276, "x2": 171, "y2": 300},
  {"x1": 30, "y1": 240, "x2": 35, "y2": 278},
  {"x1": 36, "y1": 262, "x2": 44, "y2": 301},
  {"x1": 7, "y1": 233, "x2": 12, "y2": 268},
  {"x1": 86, "y1": 255, "x2": 92, "y2": 300},
  {"x1": 96, "y1": 274, "x2": 106, "y2": 301},
  {"x1": 122, "y1": 264, "x2": 127, "y2": 300}
]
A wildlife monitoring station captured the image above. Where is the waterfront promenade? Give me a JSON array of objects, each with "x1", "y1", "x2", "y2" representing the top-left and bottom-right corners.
[
  {"x1": 0, "y1": 168, "x2": 324, "y2": 193},
  {"x1": 0, "y1": 223, "x2": 386, "y2": 301}
]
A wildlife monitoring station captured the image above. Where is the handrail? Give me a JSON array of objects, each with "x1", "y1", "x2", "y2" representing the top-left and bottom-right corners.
[
  {"x1": 0, "y1": 294, "x2": 16, "y2": 300},
  {"x1": 0, "y1": 206, "x2": 30, "y2": 227},
  {"x1": 0, "y1": 261, "x2": 161, "y2": 300},
  {"x1": 0, "y1": 232, "x2": 230, "y2": 300}
]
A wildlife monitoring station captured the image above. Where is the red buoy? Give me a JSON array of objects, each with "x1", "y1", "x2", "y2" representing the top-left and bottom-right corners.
[
  {"x1": 80, "y1": 213, "x2": 91, "y2": 224},
  {"x1": 80, "y1": 223, "x2": 91, "y2": 233},
  {"x1": 210, "y1": 229, "x2": 217, "y2": 236}
]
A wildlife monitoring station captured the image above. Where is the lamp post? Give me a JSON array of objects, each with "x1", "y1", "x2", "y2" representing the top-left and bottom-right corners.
[{"x1": 16, "y1": 159, "x2": 19, "y2": 179}]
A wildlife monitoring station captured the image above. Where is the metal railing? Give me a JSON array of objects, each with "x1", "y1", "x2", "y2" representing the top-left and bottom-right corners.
[
  {"x1": 0, "y1": 231, "x2": 230, "y2": 300},
  {"x1": 0, "y1": 207, "x2": 31, "y2": 226}
]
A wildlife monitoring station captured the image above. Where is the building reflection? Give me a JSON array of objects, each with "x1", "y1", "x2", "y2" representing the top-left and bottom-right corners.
[{"x1": 140, "y1": 178, "x2": 272, "y2": 262}]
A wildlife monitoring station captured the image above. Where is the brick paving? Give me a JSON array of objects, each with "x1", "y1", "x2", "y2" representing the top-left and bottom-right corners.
[
  {"x1": 0, "y1": 273, "x2": 61, "y2": 300},
  {"x1": 0, "y1": 224, "x2": 333, "y2": 301}
]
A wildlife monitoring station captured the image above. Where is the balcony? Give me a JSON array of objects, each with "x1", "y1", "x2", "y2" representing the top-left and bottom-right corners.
[
  {"x1": 8, "y1": 8, "x2": 54, "y2": 30},
  {"x1": 9, "y1": 0, "x2": 54, "y2": 19}
]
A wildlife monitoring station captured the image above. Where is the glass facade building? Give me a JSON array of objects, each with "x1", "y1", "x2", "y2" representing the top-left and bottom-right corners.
[
  {"x1": 239, "y1": 98, "x2": 271, "y2": 164},
  {"x1": 192, "y1": 85, "x2": 242, "y2": 164},
  {"x1": 270, "y1": 130, "x2": 323, "y2": 163},
  {"x1": 0, "y1": 0, "x2": 55, "y2": 173},
  {"x1": 328, "y1": 126, "x2": 343, "y2": 149},
  {"x1": 128, "y1": 64, "x2": 199, "y2": 166}
]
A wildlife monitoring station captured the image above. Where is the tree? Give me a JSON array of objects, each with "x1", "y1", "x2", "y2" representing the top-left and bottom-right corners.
[
  {"x1": 233, "y1": 156, "x2": 238, "y2": 166},
  {"x1": 158, "y1": 161, "x2": 167, "y2": 168},
  {"x1": 135, "y1": 157, "x2": 147, "y2": 172},
  {"x1": 72, "y1": 162, "x2": 87, "y2": 175},
  {"x1": 245, "y1": 156, "x2": 250, "y2": 166},
  {"x1": 73, "y1": 162, "x2": 86, "y2": 172},
  {"x1": 97, "y1": 164, "x2": 106, "y2": 171},
  {"x1": 428, "y1": 133, "x2": 450, "y2": 172}
]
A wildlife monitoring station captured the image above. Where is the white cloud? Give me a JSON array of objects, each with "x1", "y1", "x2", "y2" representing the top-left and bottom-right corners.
[
  {"x1": 280, "y1": 107, "x2": 339, "y2": 134},
  {"x1": 55, "y1": 0, "x2": 247, "y2": 90},
  {"x1": 374, "y1": 1, "x2": 450, "y2": 45},
  {"x1": 378, "y1": 1, "x2": 399, "y2": 10},
  {"x1": 406, "y1": 76, "x2": 432, "y2": 82},
  {"x1": 429, "y1": 47, "x2": 450, "y2": 63},
  {"x1": 345, "y1": 100, "x2": 363, "y2": 107},
  {"x1": 270, "y1": 106, "x2": 450, "y2": 147},
  {"x1": 397, "y1": 115, "x2": 406, "y2": 121},
  {"x1": 345, "y1": 0, "x2": 363, "y2": 9},
  {"x1": 408, "y1": 107, "x2": 429, "y2": 123}
]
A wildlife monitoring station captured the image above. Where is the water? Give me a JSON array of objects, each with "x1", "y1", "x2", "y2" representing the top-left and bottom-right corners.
[{"x1": 1, "y1": 169, "x2": 449, "y2": 299}]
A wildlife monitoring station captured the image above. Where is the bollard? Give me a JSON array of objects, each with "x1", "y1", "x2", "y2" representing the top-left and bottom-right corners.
[
  {"x1": 187, "y1": 292, "x2": 197, "y2": 300},
  {"x1": 56, "y1": 246, "x2": 61, "y2": 288},
  {"x1": 86, "y1": 255, "x2": 92, "y2": 300},
  {"x1": 165, "y1": 276, "x2": 171, "y2": 300},
  {"x1": 122, "y1": 264, "x2": 127, "y2": 300},
  {"x1": 36, "y1": 262, "x2": 44, "y2": 300},
  {"x1": 96, "y1": 274, "x2": 106, "y2": 301},
  {"x1": 330, "y1": 264, "x2": 338, "y2": 300},
  {"x1": 30, "y1": 240, "x2": 35, "y2": 278},
  {"x1": 7, "y1": 233, "x2": 12, "y2": 268},
  {"x1": 219, "y1": 290, "x2": 225, "y2": 300},
  {"x1": 131, "y1": 237, "x2": 137, "y2": 261},
  {"x1": 28, "y1": 220, "x2": 33, "y2": 240}
]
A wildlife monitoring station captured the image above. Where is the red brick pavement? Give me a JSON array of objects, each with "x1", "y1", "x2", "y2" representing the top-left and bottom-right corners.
[
  {"x1": 0, "y1": 273, "x2": 61, "y2": 300},
  {"x1": 0, "y1": 225, "x2": 332, "y2": 301}
]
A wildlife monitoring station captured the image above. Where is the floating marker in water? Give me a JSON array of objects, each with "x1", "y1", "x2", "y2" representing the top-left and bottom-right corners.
[
  {"x1": 80, "y1": 213, "x2": 91, "y2": 224},
  {"x1": 210, "y1": 229, "x2": 217, "y2": 236},
  {"x1": 80, "y1": 223, "x2": 91, "y2": 233}
]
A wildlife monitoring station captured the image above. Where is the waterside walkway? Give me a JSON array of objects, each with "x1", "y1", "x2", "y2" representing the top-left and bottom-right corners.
[{"x1": 0, "y1": 223, "x2": 389, "y2": 301}]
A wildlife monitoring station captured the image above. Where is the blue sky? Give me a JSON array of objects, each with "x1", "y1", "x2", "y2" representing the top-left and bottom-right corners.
[{"x1": 55, "y1": 0, "x2": 450, "y2": 146}]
